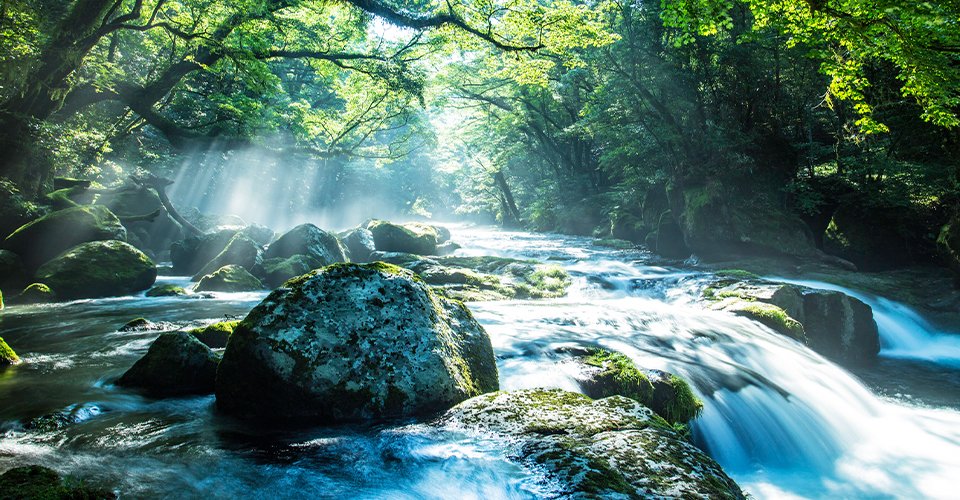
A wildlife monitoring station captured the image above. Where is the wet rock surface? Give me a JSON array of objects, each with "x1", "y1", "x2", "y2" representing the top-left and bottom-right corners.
[
  {"x1": 117, "y1": 331, "x2": 221, "y2": 396},
  {"x1": 215, "y1": 262, "x2": 498, "y2": 422},
  {"x1": 438, "y1": 389, "x2": 745, "y2": 500}
]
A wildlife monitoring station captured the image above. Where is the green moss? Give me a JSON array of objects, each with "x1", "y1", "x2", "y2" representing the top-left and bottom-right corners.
[
  {"x1": 583, "y1": 348, "x2": 654, "y2": 404},
  {"x1": 660, "y1": 375, "x2": 704, "y2": 424},
  {"x1": 145, "y1": 284, "x2": 186, "y2": 297},
  {"x1": 716, "y1": 269, "x2": 760, "y2": 280},
  {"x1": 593, "y1": 238, "x2": 637, "y2": 250},
  {"x1": 194, "y1": 265, "x2": 263, "y2": 292},
  {"x1": 190, "y1": 320, "x2": 241, "y2": 348},
  {"x1": 1, "y1": 336, "x2": 20, "y2": 365},
  {"x1": 727, "y1": 301, "x2": 807, "y2": 342},
  {"x1": 35, "y1": 240, "x2": 156, "y2": 300}
]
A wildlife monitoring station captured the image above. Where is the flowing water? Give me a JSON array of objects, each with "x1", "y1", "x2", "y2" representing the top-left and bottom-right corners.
[{"x1": 2, "y1": 227, "x2": 960, "y2": 499}]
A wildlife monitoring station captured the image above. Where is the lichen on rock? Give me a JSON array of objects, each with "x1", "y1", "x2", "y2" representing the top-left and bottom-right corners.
[
  {"x1": 438, "y1": 389, "x2": 744, "y2": 500},
  {"x1": 215, "y1": 262, "x2": 498, "y2": 422}
]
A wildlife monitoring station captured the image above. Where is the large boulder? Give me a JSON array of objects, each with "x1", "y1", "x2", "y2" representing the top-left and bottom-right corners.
[
  {"x1": 117, "y1": 331, "x2": 221, "y2": 396},
  {"x1": 261, "y1": 254, "x2": 322, "y2": 288},
  {"x1": 194, "y1": 265, "x2": 263, "y2": 292},
  {"x1": 216, "y1": 262, "x2": 499, "y2": 421},
  {"x1": 35, "y1": 241, "x2": 156, "y2": 300},
  {"x1": 438, "y1": 389, "x2": 745, "y2": 500},
  {"x1": 339, "y1": 227, "x2": 376, "y2": 263},
  {"x1": 366, "y1": 220, "x2": 438, "y2": 255},
  {"x1": 3, "y1": 205, "x2": 127, "y2": 270},
  {"x1": 667, "y1": 181, "x2": 815, "y2": 258},
  {"x1": 263, "y1": 223, "x2": 346, "y2": 266},
  {"x1": 802, "y1": 290, "x2": 880, "y2": 363},
  {"x1": 191, "y1": 232, "x2": 264, "y2": 281},
  {"x1": 169, "y1": 229, "x2": 238, "y2": 275}
]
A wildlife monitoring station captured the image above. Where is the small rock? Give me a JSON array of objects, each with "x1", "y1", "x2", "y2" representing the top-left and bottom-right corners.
[
  {"x1": 145, "y1": 284, "x2": 187, "y2": 297},
  {"x1": 117, "y1": 331, "x2": 221, "y2": 396}
]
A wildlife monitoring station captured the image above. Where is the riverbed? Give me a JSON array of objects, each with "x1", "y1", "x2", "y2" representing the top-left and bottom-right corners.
[{"x1": 2, "y1": 226, "x2": 959, "y2": 499}]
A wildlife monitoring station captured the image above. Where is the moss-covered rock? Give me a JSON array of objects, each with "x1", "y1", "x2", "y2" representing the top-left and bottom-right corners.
[
  {"x1": 578, "y1": 348, "x2": 703, "y2": 425},
  {"x1": 93, "y1": 184, "x2": 162, "y2": 217},
  {"x1": 169, "y1": 229, "x2": 238, "y2": 275},
  {"x1": 145, "y1": 284, "x2": 187, "y2": 297},
  {"x1": 190, "y1": 320, "x2": 240, "y2": 348},
  {"x1": 339, "y1": 227, "x2": 376, "y2": 263},
  {"x1": 6, "y1": 283, "x2": 57, "y2": 305},
  {"x1": 261, "y1": 254, "x2": 323, "y2": 289},
  {"x1": 0, "y1": 465, "x2": 116, "y2": 500},
  {"x1": 263, "y1": 223, "x2": 346, "y2": 269},
  {"x1": 194, "y1": 265, "x2": 263, "y2": 292},
  {"x1": 117, "y1": 331, "x2": 221, "y2": 396},
  {"x1": 724, "y1": 301, "x2": 807, "y2": 342},
  {"x1": 438, "y1": 389, "x2": 744, "y2": 500},
  {"x1": 118, "y1": 317, "x2": 180, "y2": 332},
  {"x1": 191, "y1": 232, "x2": 264, "y2": 281},
  {"x1": 35, "y1": 241, "x2": 156, "y2": 300},
  {"x1": 215, "y1": 262, "x2": 499, "y2": 422},
  {"x1": 367, "y1": 220, "x2": 438, "y2": 255},
  {"x1": 592, "y1": 237, "x2": 637, "y2": 250},
  {"x1": 1, "y1": 336, "x2": 20, "y2": 366},
  {"x1": 3, "y1": 205, "x2": 127, "y2": 270},
  {"x1": 668, "y1": 181, "x2": 815, "y2": 259}
]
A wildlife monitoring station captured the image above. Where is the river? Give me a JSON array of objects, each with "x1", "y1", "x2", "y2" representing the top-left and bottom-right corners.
[{"x1": 2, "y1": 226, "x2": 959, "y2": 499}]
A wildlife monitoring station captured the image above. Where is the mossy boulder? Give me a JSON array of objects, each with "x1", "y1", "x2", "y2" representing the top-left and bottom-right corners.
[
  {"x1": 35, "y1": 241, "x2": 156, "y2": 300},
  {"x1": 723, "y1": 301, "x2": 807, "y2": 342},
  {"x1": 366, "y1": 220, "x2": 438, "y2": 255},
  {"x1": 6, "y1": 283, "x2": 57, "y2": 305},
  {"x1": 93, "y1": 184, "x2": 162, "y2": 217},
  {"x1": 145, "y1": 284, "x2": 187, "y2": 297},
  {"x1": 0, "y1": 465, "x2": 116, "y2": 500},
  {"x1": 438, "y1": 389, "x2": 744, "y2": 500},
  {"x1": 667, "y1": 181, "x2": 815, "y2": 259},
  {"x1": 578, "y1": 348, "x2": 703, "y2": 425},
  {"x1": 194, "y1": 265, "x2": 263, "y2": 292},
  {"x1": 190, "y1": 320, "x2": 240, "y2": 348},
  {"x1": 1, "y1": 336, "x2": 20, "y2": 366},
  {"x1": 3, "y1": 205, "x2": 127, "y2": 270},
  {"x1": 191, "y1": 232, "x2": 264, "y2": 281},
  {"x1": 802, "y1": 290, "x2": 880, "y2": 363},
  {"x1": 117, "y1": 331, "x2": 221, "y2": 396},
  {"x1": 169, "y1": 229, "x2": 238, "y2": 275},
  {"x1": 339, "y1": 227, "x2": 376, "y2": 263},
  {"x1": 263, "y1": 223, "x2": 346, "y2": 267},
  {"x1": 261, "y1": 254, "x2": 323, "y2": 288},
  {"x1": 215, "y1": 262, "x2": 499, "y2": 422}
]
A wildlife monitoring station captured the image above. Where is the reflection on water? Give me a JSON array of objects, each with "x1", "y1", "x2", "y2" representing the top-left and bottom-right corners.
[{"x1": 1, "y1": 227, "x2": 959, "y2": 499}]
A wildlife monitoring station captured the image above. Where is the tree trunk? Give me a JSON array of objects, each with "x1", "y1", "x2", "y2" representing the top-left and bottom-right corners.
[
  {"x1": 129, "y1": 174, "x2": 205, "y2": 237},
  {"x1": 493, "y1": 170, "x2": 522, "y2": 228}
]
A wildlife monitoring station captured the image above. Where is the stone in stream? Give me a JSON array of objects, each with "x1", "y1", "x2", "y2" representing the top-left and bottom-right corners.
[
  {"x1": 365, "y1": 220, "x2": 439, "y2": 255},
  {"x1": 215, "y1": 262, "x2": 499, "y2": 421},
  {"x1": 34, "y1": 240, "x2": 157, "y2": 300},
  {"x1": 1, "y1": 336, "x2": 20, "y2": 366},
  {"x1": 117, "y1": 331, "x2": 221, "y2": 396},
  {"x1": 190, "y1": 232, "x2": 264, "y2": 281},
  {"x1": 338, "y1": 227, "x2": 376, "y2": 263},
  {"x1": 263, "y1": 223, "x2": 346, "y2": 267},
  {"x1": 169, "y1": 229, "x2": 238, "y2": 275},
  {"x1": 437, "y1": 388, "x2": 745, "y2": 500},
  {"x1": 0, "y1": 465, "x2": 116, "y2": 500},
  {"x1": 2, "y1": 205, "x2": 127, "y2": 270},
  {"x1": 194, "y1": 265, "x2": 263, "y2": 292}
]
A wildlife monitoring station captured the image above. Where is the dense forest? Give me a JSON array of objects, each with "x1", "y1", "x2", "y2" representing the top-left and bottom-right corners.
[{"x1": 1, "y1": 0, "x2": 959, "y2": 273}]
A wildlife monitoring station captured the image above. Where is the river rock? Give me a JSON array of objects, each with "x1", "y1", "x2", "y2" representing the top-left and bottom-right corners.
[
  {"x1": 367, "y1": 220, "x2": 438, "y2": 255},
  {"x1": 339, "y1": 227, "x2": 376, "y2": 262},
  {"x1": 35, "y1": 241, "x2": 156, "y2": 300},
  {"x1": 575, "y1": 348, "x2": 703, "y2": 425},
  {"x1": 6, "y1": 283, "x2": 57, "y2": 305},
  {"x1": 145, "y1": 284, "x2": 187, "y2": 297},
  {"x1": 215, "y1": 262, "x2": 499, "y2": 421},
  {"x1": 263, "y1": 223, "x2": 346, "y2": 267},
  {"x1": 169, "y1": 229, "x2": 238, "y2": 275},
  {"x1": 435, "y1": 241, "x2": 461, "y2": 256},
  {"x1": 1, "y1": 336, "x2": 20, "y2": 365},
  {"x1": 262, "y1": 254, "x2": 323, "y2": 288},
  {"x1": 194, "y1": 265, "x2": 263, "y2": 292},
  {"x1": 117, "y1": 331, "x2": 221, "y2": 396},
  {"x1": 190, "y1": 320, "x2": 240, "y2": 349},
  {"x1": 722, "y1": 300, "x2": 807, "y2": 342},
  {"x1": 2, "y1": 205, "x2": 127, "y2": 270},
  {"x1": 0, "y1": 465, "x2": 116, "y2": 500},
  {"x1": 437, "y1": 389, "x2": 745, "y2": 500},
  {"x1": 802, "y1": 290, "x2": 880, "y2": 363},
  {"x1": 191, "y1": 232, "x2": 264, "y2": 281},
  {"x1": 242, "y1": 222, "x2": 278, "y2": 246}
]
